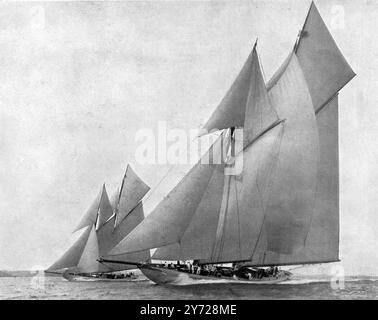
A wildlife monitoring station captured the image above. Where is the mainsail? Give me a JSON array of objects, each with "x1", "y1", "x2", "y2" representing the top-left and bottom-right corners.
[
  {"x1": 108, "y1": 2, "x2": 354, "y2": 267},
  {"x1": 244, "y1": 95, "x2": 340, "y2": 266}
]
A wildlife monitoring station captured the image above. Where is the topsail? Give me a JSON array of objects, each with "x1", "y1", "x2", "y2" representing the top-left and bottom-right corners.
[
  {"x1": 268, "y1": 2, "x2": 355, "y2": 112},
  {"x1": 114, "y1": 165, "x2": 150, "y2": 228}
]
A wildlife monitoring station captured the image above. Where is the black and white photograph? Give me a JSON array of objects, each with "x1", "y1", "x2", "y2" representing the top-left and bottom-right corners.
[{"x1": 0, "y1": 0, "x2": 377, "y2": 302}]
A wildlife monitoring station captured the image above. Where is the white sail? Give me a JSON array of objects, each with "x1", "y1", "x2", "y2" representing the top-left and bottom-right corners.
[
  {"x1": 110, "y1": 187, "x2": 120, "y2": 211},
  {"x1": 243, "y1": 95, "x2": 340, "y2": 266},
  {"x1": 96, "y1": 202, "x2": 151, "y2": 271},
  {"x1": 268, "y1": 2, "x2": 355, "y2": 112},
  {"x1": 200, "y1": 47, "x2": 256, "y2": 135},
  {"x1": 47, "y1": 225, "x2": 92, "y2": 271},
  {"x1": 73, "y1": 187, "x2": 102, "y2": 233},
  {"x1": 96, "y1": 184, "x2": 113, "y2": 229},
  {"x1": 114, "y1": 165, "x2": 150, "y2": 227},
  {"x1": 243, "y1": 45, "x2": 278, "y2": 144},
  {"x1": 201, "y1": 51, "x2": 318, "y2": 263},
  {"x1": 110, "y1": 133, "x2": 228, "y2": 256},
  {"x1": 118, "y1": 45, "x2": 289, "y2": 262},
  {"x1": 295, "y1": 2, "x2": 355, "y2": 111},
  {"x1": 257, "y1": 53, "x2": 319, "y2": 255},
  {"x1": 77, "y1": 225, "x2": 101, "y2": 273},
  {"x1": 109, "y1": 3, "x2": 353, "y2": 267}
]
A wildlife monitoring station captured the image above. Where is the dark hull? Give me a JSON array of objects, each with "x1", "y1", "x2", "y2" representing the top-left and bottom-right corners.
[{"x1": 139, "y1": 265, "x2": 291, "y2": 285}]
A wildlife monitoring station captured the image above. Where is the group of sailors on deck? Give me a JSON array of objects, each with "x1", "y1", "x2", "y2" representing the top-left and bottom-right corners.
[
  {"x1": 161, "y1": 261, "x2": 280, "y2": 279},
  {"x1": 162, "y1": 261, "x2": 222, "y2": 277}
]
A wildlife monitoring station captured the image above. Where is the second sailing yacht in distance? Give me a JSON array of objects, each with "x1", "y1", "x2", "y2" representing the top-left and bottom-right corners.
[
  {"x1": 46, "y1": 165, "x2": 151, "y2": 281},
  {"x1": 100, "y1": 2, "x2": 355, "y2": 285}
]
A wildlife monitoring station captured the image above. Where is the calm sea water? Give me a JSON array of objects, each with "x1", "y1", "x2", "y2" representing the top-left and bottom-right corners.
[{"x1": 1, "y1": 274, "x2": 377, "y2": 300}]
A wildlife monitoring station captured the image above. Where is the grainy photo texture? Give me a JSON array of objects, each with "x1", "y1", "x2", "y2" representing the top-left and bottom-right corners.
[{"x1": 0, "y1": 0, "x2": 376, "y2": 300}]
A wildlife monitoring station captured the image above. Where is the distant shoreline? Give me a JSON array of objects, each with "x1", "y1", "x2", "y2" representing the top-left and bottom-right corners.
[{"x1": 0, "y1": 270, "x2": 45, "y2": 277}]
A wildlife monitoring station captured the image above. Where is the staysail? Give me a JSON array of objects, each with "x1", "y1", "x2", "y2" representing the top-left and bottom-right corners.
[
  {"x1": 110, "y1": 132, "x2": 229, "y2": 256},
  {"x1": 47, "y1": 225, "x2": 92, "y2": 271},
  {"x1": 77, "y1": 225, "x2": 101, "y2": 273},
  {"x1": 114, "y1": 165, "x2": 150, "y2": 228}
]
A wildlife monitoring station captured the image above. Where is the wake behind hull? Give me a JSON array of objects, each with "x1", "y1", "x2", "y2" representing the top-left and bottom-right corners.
[{"x1": 140, "y1": 265, "x2": 291, "y2": 286}]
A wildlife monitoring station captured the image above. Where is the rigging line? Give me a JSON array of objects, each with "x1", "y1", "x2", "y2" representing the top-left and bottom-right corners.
[
  {"x1": 315, "y1": 93, "x2": 339, "y2": 116},
  {"x1": 95, "y1": 184, "x2": 107, "y2": 230},
  {"x1": 113, "y1": 154, "x2": 191, "y2": 226},
  {"x1": 118, "y1": 164, "x2": 129, "y2": 208},
  {"x1": 256, "y1": 41, "x2": 268, "y2": 92},
  {"x1": 238, "y1": 118, "x2": 285, "y2": 157},
  {"x1": 176, "y1": 157, "x2": 222, "y2": 246},
  {"x1": 286, "y1": 265, "x2": 306, "y2": 271},
  {"x1": 294, "y1": 1, "x2": 313, "y2": 54},
  {"x1": 303, "y1": 117, "x2": 322, "y2": 246},
  {"x1": 250, "y1": 123, "x2": 285, "y2": 262},
  {"x1": 143, "y1": 130, "x2": 225, "y2": 206},
  {"x1": 233, "y1": 175, "x2": 242, "y2": 261},
  {"x1": 210, "y1": 130, "x2": 232, "y2": 262},
  {"x1": 114, "y1": 165, "x2": 129, "y2": 228},
  {"x1": 218, "y1": 131, "x2": 236, "y2": 262},
  {"x1": 116, "y1": 164, "x2": 176, "y2": 222},
  {"x1": 218, "y1": 174, "x2": 232, "y2": 263}
]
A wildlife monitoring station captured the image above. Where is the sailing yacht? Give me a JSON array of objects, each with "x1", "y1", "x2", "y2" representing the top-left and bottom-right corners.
[
  {"x1": 100, "y1": 2, "x2": 355, "y2": 285},
  {"x1": 46, "y1": 165, "x2": 151, "y2": 282}
]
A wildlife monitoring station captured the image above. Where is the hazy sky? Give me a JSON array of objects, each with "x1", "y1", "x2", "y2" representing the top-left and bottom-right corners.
[{"x1": 0, "y1": 0, "x2": 376, "y2": 275}]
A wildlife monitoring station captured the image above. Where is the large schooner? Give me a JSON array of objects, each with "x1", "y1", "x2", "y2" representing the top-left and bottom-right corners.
[
  {"x1": 100, "y1": 2, "x2": 356, "y2": 285},
  {"x1": 46, "y1": 165, "x2": 151, "y2": 282}
]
